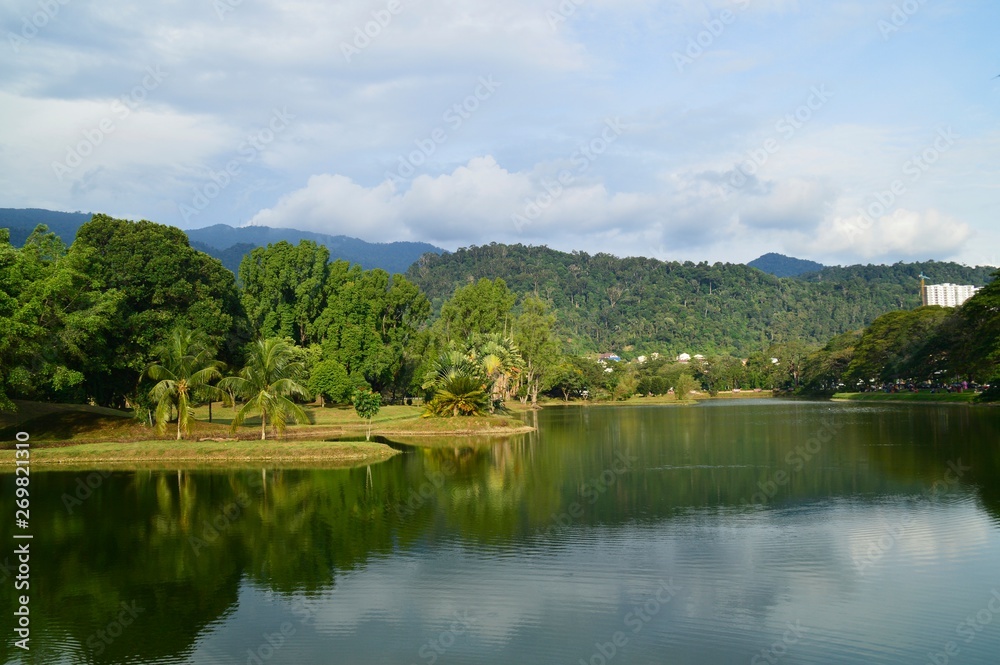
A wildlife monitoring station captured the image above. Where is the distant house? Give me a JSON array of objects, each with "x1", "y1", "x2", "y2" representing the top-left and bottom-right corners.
[
  {"x1": 693, "y1": 354, "x2": 706, "y2": 362},
  {"x1": 677, "y1": 353, "x2": 692, "y2": 363},
  {"x1": 598, "y1": 353, "x2": 622, "y2": 363},
  {"x1": 636, "y1": 355, "x2": 647, "y2": 364}
]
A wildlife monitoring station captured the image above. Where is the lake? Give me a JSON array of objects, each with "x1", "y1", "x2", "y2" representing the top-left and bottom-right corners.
[{"x1": 3, "y1": 400, "x2": 1000, "y2": 664}]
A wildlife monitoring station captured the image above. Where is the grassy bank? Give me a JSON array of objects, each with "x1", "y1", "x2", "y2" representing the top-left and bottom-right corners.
[
  {"x1": 832, "y1": 392, "x2": 979, "y2": 404},
  {"x1": 0, "y1": 400, "x2": 533, "y2": 469},
  {"x1": 0, "y1": 440, "x2": 399, "y2": 470}
]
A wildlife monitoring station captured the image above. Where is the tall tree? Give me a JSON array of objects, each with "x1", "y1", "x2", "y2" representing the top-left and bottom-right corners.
[
  {"x1": 0, "y1": 225, "x2": 121, "y2": 407},
  {"x1": 436, "y1": 278, "x2": 516, "y2": 343},
  {"x1": 70, "y1": 214, "x2": 246, "y2": 408},
  {"x1": 221, "y1": 338, "x2": 310, "y2": 440},
  {"x1": 514, "y1": 297, "x2": 559, "y2": 406},
  {"x1": 146, "y1": 328, "x2": 225, "y2": 440},
  {"x1": 239, "y1": 241, "x2": 329, "y2": 345}
]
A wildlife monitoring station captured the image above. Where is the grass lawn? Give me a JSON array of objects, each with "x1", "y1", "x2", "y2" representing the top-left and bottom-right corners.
[
  {"x1": 0, "y1": 400, "x2": 533, "y2": 469},
  {"x1": 0, "y1": 439, "x2": 398, "y2": 470},
  {"x1": 832, "y1": 392, "x2": 979, "y2": 403}
]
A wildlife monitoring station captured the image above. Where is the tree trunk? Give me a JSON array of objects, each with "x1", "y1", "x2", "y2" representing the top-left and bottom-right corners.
[{"x1": 261, "y1": 411, "x2": 267, "y2": 440}]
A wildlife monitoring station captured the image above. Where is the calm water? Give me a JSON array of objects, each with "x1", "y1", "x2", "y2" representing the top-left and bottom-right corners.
[{"x1": 3, "y1": 400, "x2": 1000, "y2": 665}]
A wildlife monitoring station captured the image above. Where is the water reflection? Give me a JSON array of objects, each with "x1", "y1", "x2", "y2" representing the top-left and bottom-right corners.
[{"x1": 2, "y1": 401, "x2": 999, "y2": 664}]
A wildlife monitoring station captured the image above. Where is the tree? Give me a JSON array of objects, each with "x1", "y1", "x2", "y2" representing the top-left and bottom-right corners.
[
  {"x1": 425, "y1": 375, "x2": 490, "y2": 418},
  {"x1": 314, "y1": 264, "x2": 430, "y2": 392},
  {"x1": 221, "y1": 338, "x2": 311, "y2": 440},
  {"x1": 421, "y1": 351, "x2": 490, "y2": 417},
  {"x1": 239, "y1": 241, "x2": 329, "y2": 345},
  {"x1": 674, "y1": 373, "x2": 699, "y2": 400},
  {"x1": 0, "y1": 225, "x2": 121, "y2": 408},
  {"x1": 71, "y1": 214, "x2": 247, "y2": 408},
  {"x1": 514, "y1": 297, "x2": 559, "y2": 407},
  {"x1": 351, "y1": 388, "x2": 382, "y2": 441},
  {"x1": 846, "y1": 307, "x2": 953, "y2": 385},
  {"x1": 308, "y1": 359, "x2": 353, "y2": 405},
  {"x1": 436, "y1": 278, "x2": 516, "y2": 343},
  {"x1": 146, "y1": 328, "x2": 225, "y2": 440}
]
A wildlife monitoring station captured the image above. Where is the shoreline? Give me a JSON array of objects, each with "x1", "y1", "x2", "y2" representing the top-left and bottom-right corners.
[{"x1": 0, "y1": 440, "x2": 402, "y2": 471}]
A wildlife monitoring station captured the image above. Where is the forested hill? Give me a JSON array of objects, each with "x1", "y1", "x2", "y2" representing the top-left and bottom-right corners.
[
  {"x1": 0, "y1": 208, "x2": 92, "y2": 245},
  {"x1": 748, "y1": 253, "x2": 825, "y2": 277},
  {"x1": 406, "y1": 244, "x2": 995, "y2": 356},
  {"x1": 1, "y1": 209, "x2": 445, "y2": 275},
  {"x1": 186, "y1": 224, "x2": 444, "y2": 275}
]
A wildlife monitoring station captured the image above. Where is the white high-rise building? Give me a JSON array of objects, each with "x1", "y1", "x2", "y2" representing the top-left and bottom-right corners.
[{"x1": 922, "y1": 283, "x2": 979, "y2": 308}]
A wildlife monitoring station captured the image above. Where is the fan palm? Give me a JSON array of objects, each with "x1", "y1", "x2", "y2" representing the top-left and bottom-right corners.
[
  {"x1": 426, "y1": 374, "x2": 490, "y2": 417},
  {"x1": 146, "y1": 327, "x2": 225, "y2": 440},
  {"x1": 220, "y1": 338, "x2": 310, "y2": 440}
]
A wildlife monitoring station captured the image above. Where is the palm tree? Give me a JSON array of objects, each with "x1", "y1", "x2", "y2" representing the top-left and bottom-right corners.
[
  {"x1": 220, "y1": 338, "x2": 310, "y2": 440},
  {"x1": 146, "y1": 327, "x2": 225, "y2": 440},
  {"x1": 426, "y1": 374, "x2": 490, "y2": 417}
]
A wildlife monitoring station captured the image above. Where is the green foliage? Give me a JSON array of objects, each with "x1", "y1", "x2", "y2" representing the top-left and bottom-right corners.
[
  {"x1": 673, "y1": 373, "x2": 699, "y2": 400},
  {"x1": 514, "y1": 297, "x2": 559, "y2": 405},
  {"x1": 146, "y1": 327, "x2": 225, "y2": 440},
  {"x1": 220, "y1": 338, "x2": 310, "y2": 439},
  {"x1": 239, "y1": 240, "x2": 329, "y2": 345},
  {"x1": 0, "y1": 225, "x2": 122, "y2": 408},
  {"x1": 408, "y1": 244, "x2": 993, "y2": 356},
  {"x1": 846, "y1": 307, "x2": 953, "y2": 384},
  {"x1": 351, "y1": 388, "x2": 382, "y2": 440},
  {"x1": 71, "y1": 214, "x2": 247, "y2": 407},
  {"x1": 425, "y1": 375, "x2": 490, "y2": 418},
  {"x1": 435, "y1": 277, "x2": 516, "y2": 343},
  {"x1": 308, "y1": 359, "x2": 353, "y2": 405}
]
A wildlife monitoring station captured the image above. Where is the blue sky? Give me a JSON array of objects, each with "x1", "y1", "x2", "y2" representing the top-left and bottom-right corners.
[{"x1": 1, "y1": 0, "x2": 998, "y2": 265}]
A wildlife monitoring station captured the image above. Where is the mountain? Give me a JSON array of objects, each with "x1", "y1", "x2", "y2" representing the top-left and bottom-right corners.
[
  {"x1": 748, "y1": 253, "x2": 825, "y2": 277},
  {"x1": 185, "y1": 224, "x2": 444, "y2": 275},
  {"x1": 406, "y1": 244, "x2": 995, "y2": 356},
  {"x1": 0, "y1": 209, "x2": 445, "y2": 275},
  {"x1": 0, "y1": 208, "x2": 92, "y2": 246}
]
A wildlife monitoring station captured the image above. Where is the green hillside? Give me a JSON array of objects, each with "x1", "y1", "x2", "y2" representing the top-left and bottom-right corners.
[{"x1": 406, "y1": 244, "x2": 994, "y2": 356}]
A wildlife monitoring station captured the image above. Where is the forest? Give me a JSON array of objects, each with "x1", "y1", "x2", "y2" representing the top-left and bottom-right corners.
[{"x1": 2, "y1": 215, "x2": 998, "y2": 434}]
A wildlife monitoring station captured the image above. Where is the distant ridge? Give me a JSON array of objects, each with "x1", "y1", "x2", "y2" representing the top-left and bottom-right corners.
[
  {"x1": 748, "y1": 253, "x2": 826, "y2": 278},
  {"x1": 185, "y1": 224, "x2": 444, "y2": 275},
  {"x1": 0, "y1": 208, "x2": 92, "y2": 246},
  {"x1": 0, "y1": 209, "x2": 445, "y2": 275}
]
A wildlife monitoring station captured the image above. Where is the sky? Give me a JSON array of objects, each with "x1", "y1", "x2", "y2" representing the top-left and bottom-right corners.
[{"x1": 1, "y1": 0, "x2": 998, "y2": 266}]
